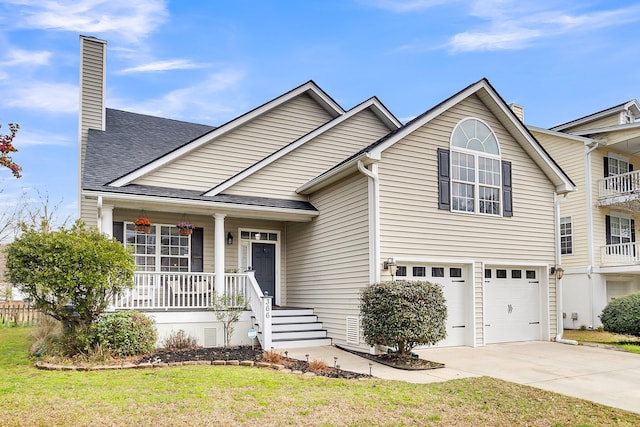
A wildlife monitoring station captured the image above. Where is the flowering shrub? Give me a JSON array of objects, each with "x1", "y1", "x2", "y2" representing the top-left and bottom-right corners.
[
  {"x1": 176, "y1": 221, "x2": 194, "y2": 230},
  {"x1": 134, "y1": 217, "x2": 152, "y2": 226}
]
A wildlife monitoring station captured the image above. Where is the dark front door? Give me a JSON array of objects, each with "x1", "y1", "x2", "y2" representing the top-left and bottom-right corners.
[{"x1": 252, "y1": 242, "x2": 276, "y2": 298}]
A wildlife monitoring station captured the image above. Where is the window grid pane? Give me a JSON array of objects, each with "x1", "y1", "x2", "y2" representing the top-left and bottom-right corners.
[{"x1": 560, "y1": 216, "x2": 573, "y2": 255}]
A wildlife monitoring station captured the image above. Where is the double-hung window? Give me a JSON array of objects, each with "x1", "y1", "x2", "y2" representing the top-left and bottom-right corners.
[
  {"x1": 560, "y1": 216, "x2": 573, "y2": 255},
  {"x1": 450, "y1": 118, "x2": 502, "y2": 215},
  {"x1": 125, "y1": 223, "x2": 190, "y2": 272}
]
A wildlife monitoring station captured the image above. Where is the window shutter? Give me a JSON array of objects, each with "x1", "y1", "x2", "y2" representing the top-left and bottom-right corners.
[
  {"x1": 437, "y1": 148, "x2": 450, "y2": 210},
  {"x1": 604, "y1": 156, "x2": 609, "y2": 177},
  {"x1": 502, "y1": 160, "x2": 513, "y2": 217},
  {"x1": 191, "y1": 227, "x2": 204, "y2": 272},
  {"x1": 605, "y1": 215, "x2": 611, "y2": 245},
  {"x1": 630, "y1": 164, "x2": 634, "y2": 172},
  {"x1": 632, "y1": 219, "x2": 636, "y2": 243},
  {"x1": 113, "y1": 221, "x2": 124, "y2": 243}
]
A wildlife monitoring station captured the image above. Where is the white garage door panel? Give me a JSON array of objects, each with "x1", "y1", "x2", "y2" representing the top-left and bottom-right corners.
[
  {"x1": 399, "y1": 264, "x2": 469, "y2": 347},
  {"x1": 485, "y1": 268, "x2": 541, "y2": 344}
]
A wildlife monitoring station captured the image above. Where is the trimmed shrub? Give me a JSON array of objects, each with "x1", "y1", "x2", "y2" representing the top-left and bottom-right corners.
[
  {"x1": 600, "y1": 292, "x2": 640, "y2": 337},
  {"x1": 360, "y1": 280, "x2": 447, "y2": 356},
  {"x1": 91, "y1": 311, "x2": 157, "y2": 357}
]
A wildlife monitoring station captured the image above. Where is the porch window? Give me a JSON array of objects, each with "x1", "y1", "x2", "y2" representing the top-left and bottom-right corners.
[
  {"x1": 560, "y1": 216, "x2": 573, "y2": 255},
  {"x1": 606, "y1": 215, "x2": 634, "y2": 246},
  {"x1": 125, "y1": 223, "x2": 190, "y2": 271}
]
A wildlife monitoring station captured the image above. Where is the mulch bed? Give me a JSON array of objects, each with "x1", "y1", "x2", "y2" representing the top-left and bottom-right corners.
[
  {"x1": 137, "y1": 346, "x2": 371, "y2": 379},
  {"x1": 336, "y1": 345, "x2": 445, "y2": 370}
]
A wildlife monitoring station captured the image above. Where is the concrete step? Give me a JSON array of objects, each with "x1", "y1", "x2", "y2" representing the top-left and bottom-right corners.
[
  {"x1": 271, "y1": 337, "x2": 333, "y2": 349},
  {"x1": 271, "y1": 315, "x2": 318, "y2": 324},
  {"x1": 272, "y1": 322, "x2": 324, "y2": 332},
  {"x1": 272, "y1": 329, "x2": 328, "y2": 340}
]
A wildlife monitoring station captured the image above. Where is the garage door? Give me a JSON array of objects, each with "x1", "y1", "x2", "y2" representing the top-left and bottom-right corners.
[
  {"x1": 397, "y1": 264, "x2": 469, "y2": 347},
  {"x1": 484, "y1": 267, "x2": 541, "y2": 344}
]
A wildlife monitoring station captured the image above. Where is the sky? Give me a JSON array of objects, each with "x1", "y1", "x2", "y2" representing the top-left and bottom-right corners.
[{"x1": 1, "y1": 0, "x2": 640, "y2": 224}]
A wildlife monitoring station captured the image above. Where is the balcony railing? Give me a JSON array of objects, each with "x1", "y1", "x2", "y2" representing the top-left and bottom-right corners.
[
  {"x1": 601, "y1": 243, "x2": 640, "y2": 266},
  {"x1": 598, "y1": 170, "x2": 640, "y2": 205},
  {"x1": 112, "y1": 272, "x2": 247, "y2": 310}
]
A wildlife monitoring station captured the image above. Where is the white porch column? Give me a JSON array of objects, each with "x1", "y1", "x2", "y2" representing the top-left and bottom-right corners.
[
  {"x1": 214, "y1": 213, "x2": 226, "y2": 296},
  {"x1": 100, "y1": 203, "x2": 114, "y2": 238}
]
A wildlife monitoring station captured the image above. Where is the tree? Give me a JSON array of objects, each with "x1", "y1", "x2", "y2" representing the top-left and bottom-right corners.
[
  {"x1": 360, "y1": 280, "x2": 447, "y2": 357},
  {"x1": 210, "y1": 292, "x2": 247, "y2": 347},
  {"x1": 5, "y1": 221, "x2": 135, "y2": 332},
  {"x1": 0, "y1": 123, "x2": 21, "y2": 178},
  {"x1": 600, "y1": 292, "x2": 640, "y2": 338}
]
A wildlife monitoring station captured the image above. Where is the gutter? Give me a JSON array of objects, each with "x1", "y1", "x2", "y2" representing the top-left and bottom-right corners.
[
  {"x1": 554, "y1": 192, "x2": 577, "y2": 345},
  {"x1": 585, "y1": 140, "x2": 601, "y2": 329},
  {"x1": 357, "y1": 160, "x2": 381, "y2": 284}
]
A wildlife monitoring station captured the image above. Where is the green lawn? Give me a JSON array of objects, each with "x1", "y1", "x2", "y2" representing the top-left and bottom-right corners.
[
  {"x1": 1, "y1": 327, "x2": 639, "y2": 426},
  {"x1": 563, "y1": 329, "x2": 640, "y2": 355}
]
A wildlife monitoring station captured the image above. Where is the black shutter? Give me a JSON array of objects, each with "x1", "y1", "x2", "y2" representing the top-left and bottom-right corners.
[
  {"x1": 604, "y1": 156, "x2": 609, "y2": 177},
  {"x1": 191, "y1": 227, "x2": 204, "y2": 272},
  {"x1": 605, "y1": 215, "x2": 612, "y2": 245},
  {"x1": 437, "y1": 148, "x2": 450, "y2": 210},
  {"x1": 629, "y1": 164, "x2": 634, "y2": 172},
  {"x1": 502, "y1": 160, "x2": 513, "y2": 217},
  {"x1": 113, "y1": 221, "x2": 124, "y2": 243},
  {"x1": 632, "y1": 219, "x2": 636, "y2": 243}
]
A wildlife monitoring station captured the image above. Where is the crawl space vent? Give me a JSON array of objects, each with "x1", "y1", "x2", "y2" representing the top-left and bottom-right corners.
[
  {"x1": 345, "y1": 316, "x2": 360, "y2": 345},
  {"x1": 203, "y1": 327, "x2": 218, "y2": 348}
]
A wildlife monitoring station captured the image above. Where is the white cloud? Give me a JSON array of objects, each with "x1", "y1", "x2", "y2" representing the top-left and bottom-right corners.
[
  {"x1": 3, "y1": 81, "x2": 78, "y2": 114},
  {"x1": 13, "y1": 130, "x2": 73, "y2": 147},
  {"x1": 6, "y1": 48, "x2": 51, "y2": 66},
  {"x1": 448, "y1": 2, "x2": 640, "y2": 53},
  {"x1": 119, "y1": 59, "x2": 203, "y2": 74},
  {"x1": 2, "y1": 0, "x2": 168, "y2": 43},
  {"x1": 114, "y1": 68, "x2": 246, "y2": 122}
]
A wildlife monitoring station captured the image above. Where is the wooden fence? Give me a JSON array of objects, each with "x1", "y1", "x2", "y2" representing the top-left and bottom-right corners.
[{"x1": 0, "y1": 301, "x2": 44, "y2": 326}]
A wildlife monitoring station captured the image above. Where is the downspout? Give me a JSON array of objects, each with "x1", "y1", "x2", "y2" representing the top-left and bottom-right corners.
[
  {"x1": 585, "y1": 141, "x2": 601, "y2": 329},
  {"x1": 554, "y1": 192, "x2": 577, "y2": 345},
  {"x1": 357, "y1": 160, "x2": 380, "y2": 284}
]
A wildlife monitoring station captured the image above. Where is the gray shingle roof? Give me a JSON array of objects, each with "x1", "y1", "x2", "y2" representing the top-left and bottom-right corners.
[{"x1": 82, "y1": 109, "x2": 316, "y2": 212}]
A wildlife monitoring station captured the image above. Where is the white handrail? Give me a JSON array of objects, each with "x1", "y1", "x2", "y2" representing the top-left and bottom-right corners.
[
  {"x1": 601, "y1": 242, "x2": 640, "y2": 266},
  {"x1": 245, "y1": 271, "x2": 272, "y2": 350},
  {"x1": 599, "y1": 170, "x2": 640, "y2": 200}
]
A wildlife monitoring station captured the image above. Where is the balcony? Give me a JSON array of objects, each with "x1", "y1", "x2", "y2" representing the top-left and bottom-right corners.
[
  {"x1": 601, "y1": 243, "x2": 640, "y2": 266},
  {"x1": 598, "y1": 170, "x2": 640, "y2": 207}
]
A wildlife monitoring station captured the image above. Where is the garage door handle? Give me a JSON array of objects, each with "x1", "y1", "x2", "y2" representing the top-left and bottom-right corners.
[
  {"x1": 485, "y1": 324, "x2": 491, "y2": 327},
  {"x1": 452, "y1": 325, "x2": 465, "y2": 328},
  {"x1": 451, "y1": 280, "x2": 465, "y2": 283},
  {"x1": 529, "y1": 322, "x2": 540, "y2": 325},
  {"x1": 529, "y1": 281, "x2": 539, "y2": 284}
]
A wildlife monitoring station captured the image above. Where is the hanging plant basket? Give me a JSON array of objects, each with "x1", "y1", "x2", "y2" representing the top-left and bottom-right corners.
[
  {"x1": 134, "y1": 217, "x2": 152, "y2": 234},
  {"x1": 176, "y1": 221, "x2": 194, "y2": 236}
]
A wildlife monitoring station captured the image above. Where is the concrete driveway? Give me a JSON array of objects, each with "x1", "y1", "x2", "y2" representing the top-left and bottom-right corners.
[{"x1": 287, "y1": 341, "x2": 640, "y2": 414}]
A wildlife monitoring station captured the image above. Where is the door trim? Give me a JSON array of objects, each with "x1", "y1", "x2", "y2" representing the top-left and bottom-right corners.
[{"x1": 238, "y1": 228, "x2": 281, "y2": 305}]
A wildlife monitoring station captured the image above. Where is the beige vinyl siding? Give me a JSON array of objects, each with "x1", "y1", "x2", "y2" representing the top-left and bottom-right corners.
[
  {"x1": 133, "y1": 94, "x2": 333, "y2": 190},
  {"x1": 377, "y1": 95, "x2": 558, "y2": 345},
  {"x1": 286, "y1": 173, "x2": 370, "y2": 346},
  {"x1": 562, "y1": 115, "x2": 621, "y2": 133},
  {"x1": 533, "y1": 130, "x2": 589, "y2": 268},
  {"x1": 225, "y1": 108, "x2": 391, "y2": 200},
  {"x1": 79, "y1": 38, "x2": 105, "y2": 179},
  {"x1": 79, "y1": 196, "x2": 98, "y2": 228},
  {"x1": 113, "y1": 210, "x2": 285, "y2": 278},
  {"x1": 591, "y1": 148, "x2": 640, "y2": 267}
]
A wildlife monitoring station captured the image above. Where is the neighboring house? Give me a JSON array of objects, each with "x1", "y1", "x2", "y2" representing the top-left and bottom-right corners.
[
  {"x1": 532, "y1": 101, "x2": 640, "y2": 330},
  {"x1": 78, "y1": 36, "x2": 574, "y2": 350}
]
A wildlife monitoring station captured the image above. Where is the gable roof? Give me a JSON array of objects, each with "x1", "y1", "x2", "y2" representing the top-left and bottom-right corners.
[
  {"x1": 298, "y1": 78, "x2": 576, "y2": 195},
  {"x1": 550, "y1": 100, "x2": 640, "y2": 132},
  {"x1": 83, "y1": 108, "x2": 215, "y2": 190},
  {"x1": 203, "y1": 96, "x2": 401, "y2": 196},
  {"x1": 107, "y1": 80, "x2": 344, "y2": 188}
]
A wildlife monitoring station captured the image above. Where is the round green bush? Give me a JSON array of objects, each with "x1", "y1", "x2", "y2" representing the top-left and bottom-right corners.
[
  {"x1": 91, "y1": 311, "x2": 157, "y2": 357},
  {"x1": 360, "y1": 280, "x2": 447, "y2": 356},
  {"x1": 600, "y1": 292, "x2": 640, "y2": 337}
]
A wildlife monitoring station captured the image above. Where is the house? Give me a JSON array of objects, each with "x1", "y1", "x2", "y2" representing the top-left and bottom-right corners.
[
  {"x1": 532, "y1": 101, "x2": 640, "y2": 330},
  {"x1": 78, "y1": 36, "x2": 575, "y2": 350}
]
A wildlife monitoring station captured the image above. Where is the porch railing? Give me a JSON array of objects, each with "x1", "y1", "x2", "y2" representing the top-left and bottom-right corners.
[
  {"x1": 601, "y1": 242, "x2": 640, "y2": 266},
  {"x1": 112, "y1": 272, "x2": 247, "y2": 310},
  {"x1": 111, "y1": 271, "x2": 273, "y2": 350},
  {"x1": 598, "y1": 170, "x2": 640, "y2": 204}
]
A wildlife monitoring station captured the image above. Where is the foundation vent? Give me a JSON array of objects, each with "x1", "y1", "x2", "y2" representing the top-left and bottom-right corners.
[
  {"x1": 203, "y1": 327, "x2": 218, "y2": 348},
  {"x1": 346, "y1": 316, "x2": 360, "y2": 345}
]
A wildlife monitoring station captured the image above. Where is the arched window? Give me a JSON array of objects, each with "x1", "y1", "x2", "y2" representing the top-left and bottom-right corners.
[{"x1": 450, "y1": 118, "x2": 503, "y2": 215}]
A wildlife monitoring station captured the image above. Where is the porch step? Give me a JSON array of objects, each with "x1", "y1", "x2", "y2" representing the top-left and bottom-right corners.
[{"x1": 261, "y1": 307, "x2": 332, "y2": 350}]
